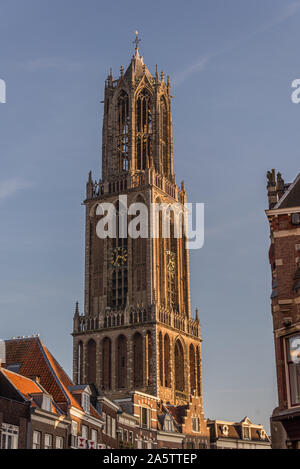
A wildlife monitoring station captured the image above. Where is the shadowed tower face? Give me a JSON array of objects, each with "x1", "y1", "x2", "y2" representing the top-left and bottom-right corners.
[{"x1": 73, "y1": 37, "x2": 203, "y2": 406}]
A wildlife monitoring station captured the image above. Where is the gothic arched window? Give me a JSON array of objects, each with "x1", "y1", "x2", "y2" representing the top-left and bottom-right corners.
[
  {"x1": 146, "y1": 331, "x2": 152, "y2": 385},
  {"x1": 164, "y1": 334, "x2": 171, "y2": 387},
  {"x1": 159, "y1": 332, "x2": 163, "y2": 385},
  {"x1": 117, "y1": 335, "x2": 127, "y2": 389},
  {"x1": 77, "y1": 341, "x2": 83, "y2": 384},
  {"x1": 132, "y1": 195, "x2": 147, "y2": 293},
  {"x1": 92, "y1": 211, "x2": 104, "y2": 314},
  {"x1": 136, "y1": 89, "x2": 152, "y2": 170},
  {"x1": 155, "y1": 197, "x2": 165, "y2": 307},
  {"x1": 117, "y1": 90, "x2": 129, "y2": 172},
  {"x1": 174, "y1": 339, "x2": 185, "y2": 392},
  {"x1": 133, "y1": 332, "x2": 143, "y2": 387},
  {"x1": 109, "y1": 200, "x2": 128, "y2": 309},
  {"x1": 196, "y1": 346, "x2": 201, "y2": 396},
  {"x1": 167, "y1": 209, "x2": 178, "y2": 310},
  {"x1": 160, "y1": 96, "x2": 168, "y2": 176},
  {"x1": 87, "y1": 339, "x2": 96, "y2": 384},
  {"x1": 189, "y1": 344, "x2": 196, "y2": 394},
  {"x1": 102, "y1": 337, "x2": 112, "y2": 390}
]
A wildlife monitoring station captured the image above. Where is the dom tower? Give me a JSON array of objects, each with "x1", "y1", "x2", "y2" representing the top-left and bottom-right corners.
[{"x1": 73, "y1": 37, "x2": 203, "y2": 407}]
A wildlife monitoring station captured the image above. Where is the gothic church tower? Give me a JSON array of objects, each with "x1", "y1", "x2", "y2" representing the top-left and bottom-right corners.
[{"x1": 73, "y1": 37, "x2": 203, "y2": 408}]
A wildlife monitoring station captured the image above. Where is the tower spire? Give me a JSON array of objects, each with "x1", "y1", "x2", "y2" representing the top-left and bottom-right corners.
[{"x1": 133, "y1": 30, "x2": 141, "y2": 56}]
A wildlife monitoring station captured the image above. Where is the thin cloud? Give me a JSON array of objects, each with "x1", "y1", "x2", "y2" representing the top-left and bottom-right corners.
[
  {"x1": 173, "y1": 1, "x2": 300, "y2": 87},
  {"x1": 0, "y1": 178, "x2": 33, "y2": 201}
]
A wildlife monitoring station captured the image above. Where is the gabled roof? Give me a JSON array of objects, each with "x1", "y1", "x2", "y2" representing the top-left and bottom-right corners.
[
  {"x1": 3, "y1": 337, "x2": 101, "y2": 418},
  {"x1": 275, "y1": 173, "x2": 300, "y2": 209},
  {"x1": 1, "y1": 367, "x2": 60, "y2": 414},
  {"x1": 1, "y1": 367, "x2": 42, "y2": 401},
  {"x1": 240, "y1": 416, "x2": 252, "y2": 424}
]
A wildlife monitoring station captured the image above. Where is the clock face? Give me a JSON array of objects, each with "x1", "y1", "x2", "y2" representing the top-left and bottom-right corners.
[
  {"x1": 111, "y1": 247, "x2": 128, "y2": 268},
  {"x1": 166, "y1": 250, "x2": 176, "y2": 273}
]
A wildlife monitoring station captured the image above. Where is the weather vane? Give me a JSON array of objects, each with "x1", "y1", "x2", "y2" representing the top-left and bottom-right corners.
[{"x1": 133, "y1": 30, "x2": 141, "y2": 53}]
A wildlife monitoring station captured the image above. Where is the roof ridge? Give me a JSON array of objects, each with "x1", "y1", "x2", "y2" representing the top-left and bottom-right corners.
[{"x1": 37, "y1": 340, "x2": 72, "y2": 409}]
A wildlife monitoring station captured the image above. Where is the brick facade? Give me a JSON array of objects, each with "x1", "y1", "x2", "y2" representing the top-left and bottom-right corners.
[{"x1": 266, "y1": 170, "x2": 300, "y2": 448}]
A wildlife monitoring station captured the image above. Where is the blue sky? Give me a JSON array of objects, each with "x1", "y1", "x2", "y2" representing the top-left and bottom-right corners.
[{"x1": 1, "y1": 0, "x2": 300, "y2": 431}]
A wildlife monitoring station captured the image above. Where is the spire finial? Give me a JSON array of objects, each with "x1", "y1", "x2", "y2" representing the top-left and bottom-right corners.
[{"x1": 133, "y1": 30, "x2": 141, "y2": 55}]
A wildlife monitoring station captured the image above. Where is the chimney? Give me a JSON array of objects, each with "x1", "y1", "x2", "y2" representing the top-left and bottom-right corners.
[{"x1": 267, "y1": 169, "x2": 285, "y2": 209}]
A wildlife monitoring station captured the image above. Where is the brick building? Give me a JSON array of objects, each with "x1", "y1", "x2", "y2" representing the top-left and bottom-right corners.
[
  {"x1": 0, "y1": 365, "x2": 69, "y2": 449},
  {"x1": 1, "y1": 336, "x2": 104, "y2": 449},
  {"x1": 72, "y1": 35, "x2": 210, "y2": 445},
  {"x1": 266, "y1": 170, "x2": 300, "y2": 448},
  {"x1": 207, "y1": 417, "x2": 271, "y2": 449}
]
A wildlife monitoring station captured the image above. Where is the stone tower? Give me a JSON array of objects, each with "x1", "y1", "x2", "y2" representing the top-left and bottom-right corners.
[{"x1": 72, "y1": 38, "x2": 203, "y2": 407}]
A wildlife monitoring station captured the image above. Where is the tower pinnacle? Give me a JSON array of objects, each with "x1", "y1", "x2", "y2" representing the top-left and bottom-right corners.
[{"x1": 133, "y1": 30, "x2": 141, "y2": 55}]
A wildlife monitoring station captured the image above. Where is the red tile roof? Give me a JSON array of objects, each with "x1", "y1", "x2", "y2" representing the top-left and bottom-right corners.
[
  {"x1": 4, "y1": 338, "x2": 70, "y2": 409},
  {"x1": 1, "y1": 368, "x2": 42, "y2": 400},
  {"x1": 3, "y1": 337, "x2": 101, "y2": 419}
]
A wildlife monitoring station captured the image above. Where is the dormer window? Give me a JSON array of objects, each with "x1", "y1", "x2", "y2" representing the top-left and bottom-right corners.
[
  {"x1": 243, "y1": 425, "x2": 250, "y2": 439},
  {"x1": 222, "y1": 424, "x2": 229, "y2": 436},
  {"x1": 82, "y1": 392, "x2": 90, "y2": 414},
  {"x1": 42, "y1": 395, "x2": 51, "y2": 412}
]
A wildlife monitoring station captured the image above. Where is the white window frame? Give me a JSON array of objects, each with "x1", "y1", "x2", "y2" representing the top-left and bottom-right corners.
[
  {"x1": 1, "y1": 424, "x2": 19, "y2": 449},
  {"x1": 81, "y1": 424, "x2": 88, "y2": 439},
  {"x1": 71, "y1": 420, "x2": 78, "y2": 436},
  {"x1": 55, "y1": 436, "x2": 64, "y2": 449},
  {"x1": 102, "y1": 412, "x2": 106, "y2": 434},
  {"x1": 82, "y1": 392, "x2": 90, "y2": 414},
  {"x1": 42, "y1": 395, "x2": 51, "y2": 412},
  {"x1": 32, "y1": 430, "x2": 41, "y2": 449},
  {"x1": 111, "y1": 418, "x2": 116, "y2": 439},
  {"x1": 107, "y1": 415, "x2": 112, "y2": 436},
  {"x1": 44, "y1": 433, "x2": 53, "y2": 449},
  {"x1": 91, "y1": 429, "x2": 97, "y2": 444},
  {"x1": 243, "y1": 425, "x2": 250, "y2": 440}
]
